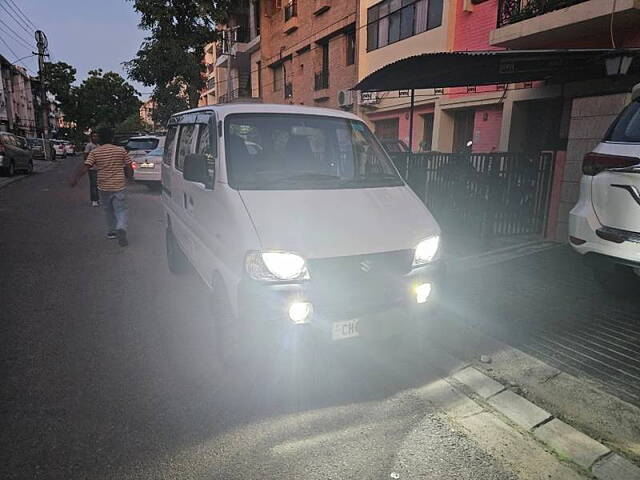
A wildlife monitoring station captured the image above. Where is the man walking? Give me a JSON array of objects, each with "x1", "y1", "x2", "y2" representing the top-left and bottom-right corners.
[
  {"x1": 84, "y1": 132, "x2": 100, "y2": 207},
  {"x1": 70, "y1": 127, "x2": 133, "y2": 246}
]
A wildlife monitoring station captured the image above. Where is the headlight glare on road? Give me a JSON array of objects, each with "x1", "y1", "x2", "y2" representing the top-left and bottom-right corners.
[
  {"x1": 413, "y1": 236, "x2": 440, "y2": 267},
  {"x1": 245, "y1": 251, "x2": 310, "y2": 282}
]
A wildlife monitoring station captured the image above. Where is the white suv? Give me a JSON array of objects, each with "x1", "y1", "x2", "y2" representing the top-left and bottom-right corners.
[{"x1": 569, "y1": 84, "x2": 640, "y2": 295}]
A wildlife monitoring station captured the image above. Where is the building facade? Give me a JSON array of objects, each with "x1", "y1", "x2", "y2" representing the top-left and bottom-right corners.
[
  {"x1": 257, "y1": 0, "x2": 358, "y2": 110},
  {"x1": 0, "y1": 55, "x2": 38, "y2": 136},
  {"x1": 356, "y1": 0, "x2": 640, "y2": 240}
]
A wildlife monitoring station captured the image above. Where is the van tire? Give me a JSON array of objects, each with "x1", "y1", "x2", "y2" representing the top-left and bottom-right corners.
[
  {"x1": 592, "y1": 265, "x2": 638, "y2": 298},
  {"x1": 166, "y1": 227, "x2": 189, "y2": 274}
]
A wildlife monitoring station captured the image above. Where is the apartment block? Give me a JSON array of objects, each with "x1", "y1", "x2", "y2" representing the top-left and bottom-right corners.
[
  {"x1": 0, "y1": 55, "x2": 37, "y2": 136},
  {"x1": 258, "y1": 0, "x2": 358, "y2": 109}
]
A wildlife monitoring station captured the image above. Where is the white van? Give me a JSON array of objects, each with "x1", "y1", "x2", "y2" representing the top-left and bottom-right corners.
[{"x1": 162, "y1": 104, "x2": 441, "y2": 361}]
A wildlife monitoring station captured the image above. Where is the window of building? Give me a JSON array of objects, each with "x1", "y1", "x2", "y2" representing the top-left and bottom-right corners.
[
  {"x1": 366, "y1": 0, "x2": 443, "y2": 51},
  {"x1": 346, "y1": 30, "x2": 356, "y2": 66},
  {"x1": 284, "y1": 0, "x2": 298, "y2": 21},
  {"x1": 272, "y1": 64, "x2": 283, "y2": 92}
]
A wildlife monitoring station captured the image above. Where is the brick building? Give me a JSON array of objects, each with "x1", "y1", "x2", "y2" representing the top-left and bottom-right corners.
[
  {"x1": 357, "y1": 0, "x2": 640, "y2": 240},
  {"x1": 257, "y1": 0, "x2": 357, "y2": 110}
]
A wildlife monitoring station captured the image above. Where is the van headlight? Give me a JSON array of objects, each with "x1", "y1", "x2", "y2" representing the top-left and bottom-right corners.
[
  {"x1": 245, "y1": 251, "x2": 310, "y2": 282},
  {"x1": 412, "y1": 236, "x2": 440, "y2": 267}
]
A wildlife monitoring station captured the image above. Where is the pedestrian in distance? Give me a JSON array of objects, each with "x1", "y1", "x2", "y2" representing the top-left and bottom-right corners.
[
  {"x1": 70, "y1": 127, "x2": 134, "y2": 247},
  {"x1": 84, "y1": 132, "x2": 100, "y2": 207}
]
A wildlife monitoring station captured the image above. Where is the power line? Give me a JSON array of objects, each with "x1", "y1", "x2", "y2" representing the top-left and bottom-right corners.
[
  {"x1": 0, "y1": 34, "x2": 20, "y2": 61},
  {"x1": 0, "y1": 17, "x2": 36, "y2": 51},
  {"x1": 3, "y1": 0, "x2": 37, "y2": 31},
  {"x1": 0, "y1": 1, "x2": 33, "y2": 37}
]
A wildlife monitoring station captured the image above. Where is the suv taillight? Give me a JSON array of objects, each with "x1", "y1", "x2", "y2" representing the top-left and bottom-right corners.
[{"x1": 582, "y1": 152, "x2": 639, "y2": 176}]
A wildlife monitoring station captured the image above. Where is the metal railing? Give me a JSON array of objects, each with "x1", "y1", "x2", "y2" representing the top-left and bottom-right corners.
[
  {"x1": 497, "y1": 0, "x2": 590, "y2": 27},
  {"x1": 314, "y1": 70, "x2": 329, "y2": 91},
  {"x1": 390, "y1": 151, "x2": 555, "y2": 238},
  {"x1": 284, "y1": 0, "x2": 298, "y2": 21}
]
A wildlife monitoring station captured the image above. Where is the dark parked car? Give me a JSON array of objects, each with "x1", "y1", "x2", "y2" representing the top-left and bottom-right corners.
[
  {"x1": 0, "y1": 132, "x2": 33, "y2": 176},
  {"x1": 27, "y1": 137, "x2": 54, "y2": 161}
]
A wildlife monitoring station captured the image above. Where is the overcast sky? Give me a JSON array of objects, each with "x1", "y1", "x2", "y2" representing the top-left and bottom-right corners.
[{"x1": 0, "y1": 0, "x2": 150, "y2": 98}]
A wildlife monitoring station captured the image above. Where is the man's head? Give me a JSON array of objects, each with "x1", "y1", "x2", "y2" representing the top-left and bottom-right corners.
[
  {"x1": 90, "y1": 132, "x2": 99, "y2": 144},
  {"x1": 96, "y1": 127, "x2": 114, "y2": 145}
]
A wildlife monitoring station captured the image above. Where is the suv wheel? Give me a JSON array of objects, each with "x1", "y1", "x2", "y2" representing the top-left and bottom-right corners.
[
  {"x1": 165, "y1": 227, "x2": 189, "y2": 274},
  {"x1": 592, "y1": 265, "x2": 639, "y2": 298}
]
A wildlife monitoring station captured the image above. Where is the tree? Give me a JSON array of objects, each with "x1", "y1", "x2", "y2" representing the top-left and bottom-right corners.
[
  {"x1": 42, "y1": 62, "x2": 76, "y2": 106},
  {"x1": 151, "y1": 83, "x2": 189, "y2": 127},
  {"x1": 69, "y1": 69, "x2": 141, "y2": 131},
  {"x1": 125, "y1": 0, "x2": 232, "y2": 113},
  {"x1": 115, "y1": 112, "x2": 151, "y2": 134}
]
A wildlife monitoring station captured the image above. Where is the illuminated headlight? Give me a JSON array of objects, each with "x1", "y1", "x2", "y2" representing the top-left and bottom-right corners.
[
  {"x1": 415, "y1": 283, "x2": 432, "y2": 304},
  {"x1": 289, "y1": 302, "x2": 313, "y2": 324},
  {"x1": 413, "y1": 236, "x2": 440, "y2": 267},
  {"x1": 245, "y1": 251, "x2": 310, "y2": 282}
]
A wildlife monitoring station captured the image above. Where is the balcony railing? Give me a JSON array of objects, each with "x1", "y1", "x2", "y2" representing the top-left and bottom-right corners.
[
  {"x1": 497, "y1": 0, "x2": 590, "y2": 27},
  {"x1": 314, "y1": 70, "x2": 329, "y2": 91},
  {"x1": 284, "y1": 0, "x2": 298, "y2": 22}
]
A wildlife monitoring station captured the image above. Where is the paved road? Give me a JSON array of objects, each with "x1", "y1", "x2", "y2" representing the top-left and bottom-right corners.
[{"x1": 1, "y1": 160, "x2": 515, "y2": 479}]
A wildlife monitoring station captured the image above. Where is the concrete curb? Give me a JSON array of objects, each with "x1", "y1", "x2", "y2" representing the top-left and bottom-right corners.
[{"x1": 432, "y1": 366, "x2": 640, "y2": 478}]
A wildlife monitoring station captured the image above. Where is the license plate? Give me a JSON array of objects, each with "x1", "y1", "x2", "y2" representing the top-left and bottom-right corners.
[
  {"x1": 140, "y1": 163, "x2": 154, "y2": 168},
  {"x1": 332, "y1": 319, "x2": 360, "y2": 340}
]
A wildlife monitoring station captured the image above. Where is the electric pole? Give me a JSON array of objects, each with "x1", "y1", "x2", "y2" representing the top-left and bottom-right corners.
[{"x1": 34, "y1": 30, "x2": 50, "y2": 160}]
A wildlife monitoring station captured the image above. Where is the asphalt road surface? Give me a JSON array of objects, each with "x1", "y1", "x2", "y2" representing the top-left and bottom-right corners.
[{"x1": 1, "y1": 160, "x2": 516, "y2": 479}]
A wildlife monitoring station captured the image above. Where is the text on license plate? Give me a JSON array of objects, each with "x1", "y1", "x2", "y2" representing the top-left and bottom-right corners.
[
  {"x1": 332, "y1": 319, "x2": 360, "y2": 340},
  {"x1": 140, "y1": 163, "x2": 155, "y2": 168}
]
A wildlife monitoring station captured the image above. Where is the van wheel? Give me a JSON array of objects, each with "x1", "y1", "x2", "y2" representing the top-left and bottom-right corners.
[
  {"x1": 166, "y1": 227, "x2": 189, "y2": 274},
  {"x1": 592, "y1": 265, "x2": 639, "y2": 298}
]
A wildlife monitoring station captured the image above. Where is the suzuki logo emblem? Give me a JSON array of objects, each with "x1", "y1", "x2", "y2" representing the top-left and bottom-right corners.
[{"x1": 360, "y1": 261, "x2": 372, "y2": 272}]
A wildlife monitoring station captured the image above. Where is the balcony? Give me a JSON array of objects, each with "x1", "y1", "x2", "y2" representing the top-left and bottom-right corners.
[
  {"x1": 284, "y1": 1, "x2": 299, "y2": 34},
  {"x1": 313, "y1": 0, "x2": 331, "y2": 16},
  {"x1": 491, "y1": 0, "x2": 640, "y2": 48},
  {"x1": 313, "y1": 70, "x2": 330, "y2": 101}
]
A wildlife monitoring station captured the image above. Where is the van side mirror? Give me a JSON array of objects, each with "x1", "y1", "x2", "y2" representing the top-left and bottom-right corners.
[{"x1": 183, "y1": 153, "x2": 213, "y2": 187}]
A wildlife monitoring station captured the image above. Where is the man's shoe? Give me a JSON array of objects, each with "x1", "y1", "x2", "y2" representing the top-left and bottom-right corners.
[
  {"x1": 116, "y1": 229, "x2": 128, "y2": 247},
  {"x1": 106, "y1": 232, "x2": 117, "y2": 239},
  {"x1": 92, "y1": 201, "x2": 100, "y2": 207}
]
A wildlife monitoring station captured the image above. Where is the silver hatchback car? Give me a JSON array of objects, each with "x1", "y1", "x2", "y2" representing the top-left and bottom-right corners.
[{"x1": 0, "y1": 132, "x2": 33, "y2": 176}]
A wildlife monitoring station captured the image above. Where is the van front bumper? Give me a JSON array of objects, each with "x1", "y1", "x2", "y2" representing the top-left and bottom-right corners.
[{"x1": 237, "y1": 261, "x2": 442, "y2": 350}]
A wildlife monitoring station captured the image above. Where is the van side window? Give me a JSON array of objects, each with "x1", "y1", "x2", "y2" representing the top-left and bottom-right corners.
[
  {"x1": 197, "y1": 124, "x2": 215, "y2": 187},
  {"x1": 176, "y1": 124, "x2": 197, "y2": 172},
  {"x1": 163, "y1": 126, "x2": 178, "y2": 166}
]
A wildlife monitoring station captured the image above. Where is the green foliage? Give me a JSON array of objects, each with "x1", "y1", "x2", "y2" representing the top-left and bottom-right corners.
[
  {"x1": 115, "y1": 113, "x2": 151, "y2": 134},
  {"x1": 125, "y1": 0, "x2": 232, "y2": 115},
  {"x1": 42, "y1": 62, "x2": 76, "y2": 106},
  {"x1": 151, "y1": 83, "x2": 189, "y2": 127}
]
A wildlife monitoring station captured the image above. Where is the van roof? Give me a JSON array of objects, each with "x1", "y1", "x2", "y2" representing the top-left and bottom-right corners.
[{"x1": 172, "y1": 102, "x2": 363, "y2": 122}]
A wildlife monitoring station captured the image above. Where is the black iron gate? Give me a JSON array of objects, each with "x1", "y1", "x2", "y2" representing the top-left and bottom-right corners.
[{"x1": 390, "y1": 151, "x2": 555, "y2": 238}]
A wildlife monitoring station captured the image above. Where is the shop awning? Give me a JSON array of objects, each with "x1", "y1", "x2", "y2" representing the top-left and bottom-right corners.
[{"x1": 355, "y1": 49, "x2": 640, "y2": 92}]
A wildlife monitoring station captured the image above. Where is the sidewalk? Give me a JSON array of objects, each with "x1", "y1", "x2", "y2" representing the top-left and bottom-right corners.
[
  {"x1": 0, "y1": 159, "x2": 59, "y2": 190},
  {"x1": 432, "y1": 242, "x2": 640, "y2": 466}
]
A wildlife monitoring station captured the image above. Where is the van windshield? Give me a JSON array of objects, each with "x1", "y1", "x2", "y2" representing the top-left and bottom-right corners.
[{"x1": 224, "y1": 113, "x2": 404, "y2": 190}]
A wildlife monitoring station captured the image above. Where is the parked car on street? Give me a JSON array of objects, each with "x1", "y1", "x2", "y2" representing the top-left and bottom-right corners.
[
  {"x1": 125, "y1": 135, "x2": 164, "y2": 164},
  {"x1": 0, "y1": 132, "x2": 33, "y2": 176},
  {"x1": 133, "y1": 145, "x2": 164, "y2": 187},
  {"x1": 63, "y1": 141, "x2": 75, "y2": 156},
  {"x1": 27, "y1": 137, "x2": 53, "y2": 160},
  {"x1": 51, "y1": 140, "x2": 67, "y2": 159},
  {"x1": 569, "y1": 83, "x2": 640, "y2": 296},
  {"x1": 162, "y1": 104, "x2": 441, "y2": 365}
]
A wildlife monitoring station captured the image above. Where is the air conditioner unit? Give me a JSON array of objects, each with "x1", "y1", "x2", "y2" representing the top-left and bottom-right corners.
[
  {"x1": 338, "y1": 89, "x2": 354, "y2": 108},
  {"x1": 359, "y1": 91, "x2": 379, "y2": 106}
]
